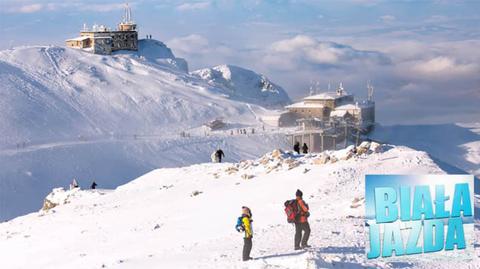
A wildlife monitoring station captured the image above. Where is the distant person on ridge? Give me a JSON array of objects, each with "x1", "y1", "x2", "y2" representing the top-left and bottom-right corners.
[
  {"x1": 302, "y1": 143, "x2": 309, "y2": 154},
  {"x1": 69, "y1": 178, "x2": 79, "y2": 190},
  {"x1": 91, "y1": 181, "x2": 97, "y2": 189},
  {"x1": 293, "y1": 142, "x2": 300, "y2": 154},
  {"x1": 211, "y1": 150, "x2": 218, "y2": 163},
  {"x1": 215, "y1": 148, "x2": 225, "y2": 163},
  {"x1": 294, "y1": 189, "x2": 311, "y2": 250},
  {"x1": 235, "y1": 206, "x2": 253, "y2": 261}
]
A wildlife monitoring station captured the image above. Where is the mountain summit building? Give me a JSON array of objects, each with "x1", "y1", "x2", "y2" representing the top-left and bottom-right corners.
[
  {"x1": 65, "y1": 4, "x2": 138, "y2": 55},
  {"x1": 284, "y1": 83, "x2": 375, "y2": 130},
  {"x1": 266, "y1": 83, "x2": 376, "y2": 153}
]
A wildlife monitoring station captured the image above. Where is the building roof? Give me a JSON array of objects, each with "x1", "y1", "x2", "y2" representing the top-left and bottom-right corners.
[
  {"x1": 65, "y1": 36, "x2": 90, "y2": 42},
  {"x1": 304, "y1": 92, "x2": 352, "y2": 101},
  {"x1": 336, "y1": 101, "x2": 374, "y2": 110},
  {"x1": 285, "y1": 101, "x2": 325, "y2": 109},
  {"x1": 330, "y1": 110, "x2": 349, "y2": 117},
  {"x1": 335, "y1": 104, "x2": 358, "y2": 110}
]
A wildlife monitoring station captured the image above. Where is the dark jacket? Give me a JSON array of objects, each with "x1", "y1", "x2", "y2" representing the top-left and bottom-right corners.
[
  {"x1": 302, "y1": 143, "x2": 309, "y2": 154},
  {"x1": 293, "y1": 143, "x2": 300, "y2": 153},
  {"x1": 215, "y1": 149, "x2": 225, "y2": 158}
]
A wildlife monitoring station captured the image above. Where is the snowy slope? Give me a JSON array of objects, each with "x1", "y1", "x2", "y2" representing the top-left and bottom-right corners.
[
  {"x1": 0, "y1": 40, "x2": 289, "y2": 147},
  {"x1": 192, "y1": 65, "x2": 291, "y2": 108},
  {"x1": 371, "y1": 123, "x2": 480, "y2": 177},
  {"x1": 0, "y1": 40, "x2": 292, "y2": 221},
  {"x1": 1, "y1": 145, "x2": 477, "y2": 269},
  {"x1": 0, "y1": 132, "x2": 289, "y2": 221}
]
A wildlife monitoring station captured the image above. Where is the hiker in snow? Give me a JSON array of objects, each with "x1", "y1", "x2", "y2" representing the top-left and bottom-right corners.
[
  {"x1": 69, "y1": 179, "x2": 79, "y2": 190},
  {"x1": 211, "y1": 150, "x2": 218, "y2": 163},
  {"x1": 293, "y1": 142, "x2": 300, "y2": 154},
  {"x1": 302, "y1": 143, "x2": 309, "y2": 154},
  {"x1": 293, "y1": 189, "x2": 311, "y2": 250},
  {"x1": 215, "y1": 148, "x2": 225, "y2": 163},
  {"x1": 91, "y1": 181, "x2": 97, "y2": 189},
  {"x1": 236, "y1": 206, "x2": 253, "y2": 261}
]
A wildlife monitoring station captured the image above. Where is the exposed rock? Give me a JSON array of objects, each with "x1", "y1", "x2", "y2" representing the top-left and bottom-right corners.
[
  {"x1": 356, "y1": 147, "x2": 368, "y2": 155},
  {"x1": 241, "y1": 174, "x2": 255, "y2": 180},
  {"x1": 42, "y1": 199, "x2": 57, "y2": 211},
  {"x1": 340, "y1": 151, "x2": 353, "y2": 160},
  {"x1": 370, "y1": 142, "x2": 382, "y2": 153},
  {"x1": 41, "y1": 187, "x2": 79, "y2": 211},
  {"x1": 191, "y1": 190, "x2": 203, "y2": 197},
  {"x1": 284, "y1": 159, "x2": 300, "y2": 170},
  {"x1": 358, "y1": 141, "x2": 371, "y2": 149},
  {"x1": 271, "y1": 149, "x2": 283, "y2": 159},
  {"x1": 313, "y1": 154, "x2": 330, "y2": 165},
  {"x1": 225, "y1": 166, "x2": 239, "y2": 174}
]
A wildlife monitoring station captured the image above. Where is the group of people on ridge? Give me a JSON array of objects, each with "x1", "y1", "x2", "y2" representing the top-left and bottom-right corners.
[
  {"x1": 235, "y1": 189, "x2": 311, "y2": 261},
  {"x1": 293, "y1": 142, "x2": 309, "y2": 154},
  {"x1": 69, "y1": 179, "x2": 98, "y2": 190}
]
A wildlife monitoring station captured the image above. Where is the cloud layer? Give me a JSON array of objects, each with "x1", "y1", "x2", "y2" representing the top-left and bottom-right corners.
[
  {"x1": 263, "y1": 35, "x2": 390, "y2": 70},
  {"x1": 1, "y1": 0, "x2": 479, "y2": 124}
]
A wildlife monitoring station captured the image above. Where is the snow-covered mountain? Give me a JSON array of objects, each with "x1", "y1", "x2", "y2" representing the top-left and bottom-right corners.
[
  {"x1": 0, "y1": 39, "x2": 292, "y2": 221},
  {"x1": 0, "y1": 39, "x2": 290, "y2": 147},
  {"x1": 192, "y1": 64, "x2": 291, "y2": 108},
  {"x1": 371, "y1": 123, "x2": 480, "y2": 177},
  {"x1": 0, "y1": 145, "x2": 477, "y2": 268}
]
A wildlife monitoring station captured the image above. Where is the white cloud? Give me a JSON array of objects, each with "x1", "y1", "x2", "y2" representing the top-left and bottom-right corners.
[
  {"x1": 168, "y1": 34, "x2": 210, "y2": 56},
  {"x1": 380, "y1": 15, "x2": 396, "y2": 23},
  {"x1": 3, "y1": 1, "x2": 131, "y2": 14},
  {"x1": 80, "y1": 3, "x2": 126, "y2": 12},
  {"x1": 176, "y1": 2, "x2": 211, "y2": 11},
  {"x1": 8, "y1": 4, "x2": 44, "y2": 13},
  {"x1": 404, "y1": 56, "x2": 479, "y2": 79},
  {"x1": 264, "y1": 35, "x2": 390, "y2": 70}
]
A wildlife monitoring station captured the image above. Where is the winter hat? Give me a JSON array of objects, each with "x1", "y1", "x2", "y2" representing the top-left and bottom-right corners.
[
  {"x1": 296, "y1": 189, "x2": 303, "y2": 198},
  {"x1": 242, "y1": 206, "x2": 252, "y2": 217}
]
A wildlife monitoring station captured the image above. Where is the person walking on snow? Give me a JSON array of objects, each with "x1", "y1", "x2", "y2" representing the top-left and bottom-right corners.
[
  {"x1": 236, "y1": 206, "x2": 253, "y2": 261},
  {"x1": 215, "y1": 148, "x2": 225, "y2": 163},
  {"x1": 293, "y1": 141, "x2": 300, "y2": 154},
  {"x1": 69, "y1": 178, "x2": 79, "y2": 190},
  {"x1": 211, "y1": 151, "x2": 218, "y2": 163},
  {"x1": 302, "y1": 143, "x2": 309, "y2": 154},
  {"x1": 294, "y1": 189, "x2": 311, "y2": 250},
  {"x1": 91, "y1": 181, "x2": 97, "y2": 189}
]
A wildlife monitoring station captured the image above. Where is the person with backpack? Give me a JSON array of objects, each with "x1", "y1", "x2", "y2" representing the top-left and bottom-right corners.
[
  {"x1": 215, "y1": 148, "x2": 225, "y2": 163},
  {"x1": 293, "y1": 141, "x2": 300, "y2": 154},
  {"x1": 235, "y1": 206, "x2": 253, "y2": 261},
  {"x1": 285, "y1": 189, "x2": 311, "y2": 250},
  {"x1": 211, "y1": 150, "x2": 218, "y2": 163},
  {"x1": 69, "y1": 178, "x2": 79, "y2": 190},
  {"x1": 302, "y1": 143, "x2": 309, "y2": 154}
]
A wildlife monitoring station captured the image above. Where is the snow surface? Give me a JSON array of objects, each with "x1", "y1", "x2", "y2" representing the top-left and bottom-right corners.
[
  {"x1": 371, "y1": 123, "x2": 480, "y2": 177},
  {"x1": 0, "y1": 132, "x2": 289, "y2": 221},
  {"x1": 0, "y1": 39, "x2": 291, "y2": 221},
  {"x1": 0, "y1": 39, "x2": 290, "y2": 147},
  {"x1": 0, "y1": 145, "x2": 477, "y2": 268},
  {"x1": 192, "y1": 64, "x2": 291, "y2": 108}
]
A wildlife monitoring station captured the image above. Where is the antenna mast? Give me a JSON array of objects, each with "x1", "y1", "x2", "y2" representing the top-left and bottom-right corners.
[
  {"x1": 367, "y1": 81, "x2": 374, "y2": 101},
  {"x1": 123, "y1": 3, "x2": 132, "y2": 23}
]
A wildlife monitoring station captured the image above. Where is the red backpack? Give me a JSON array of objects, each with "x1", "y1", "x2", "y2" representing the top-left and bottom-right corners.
[{"x1": 284, "y1": 199, "x2": 298, "y2": 223}]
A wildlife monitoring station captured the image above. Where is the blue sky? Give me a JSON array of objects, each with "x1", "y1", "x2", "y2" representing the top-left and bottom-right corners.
[{"x1": 1, "y1": 0, "x2": 479, "y2": 124}]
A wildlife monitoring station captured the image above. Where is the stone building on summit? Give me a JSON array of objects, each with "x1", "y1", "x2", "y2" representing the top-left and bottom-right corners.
[{"x1": 65, "y1": 4, "x2": 138, "y2": 55}]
